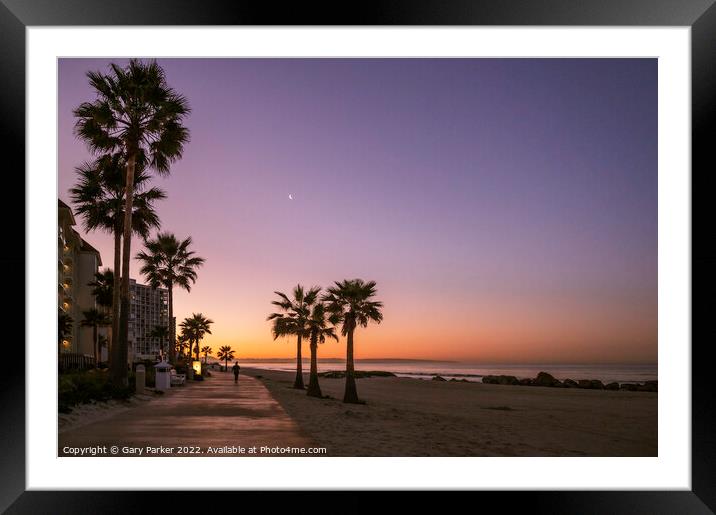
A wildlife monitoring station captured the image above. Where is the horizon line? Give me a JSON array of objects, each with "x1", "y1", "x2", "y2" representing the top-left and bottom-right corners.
[{"x1": 207, "y1": 357, "x2": 658, "y2": 366}]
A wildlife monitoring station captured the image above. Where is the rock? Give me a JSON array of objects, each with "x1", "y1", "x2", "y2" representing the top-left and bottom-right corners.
[
  {"x1": 551, "y1": 379, "x2": 564, "y2": 388},
  {"x1": 637, "y1": 381, "x2": 658, "y2": 392},
  {"x1": 590, "y1": 380, "x2": 605, "y2": 390},
  {"x1": 357, "y1": 370, "x2": 397, "y2": 378},
  {"x1": 519, "y1": 378, "x2": 534, "y2": 386},
  {"x1": 605, "y1": 382, "x2": 619, "y2": 390},
  {"x1": 482, "y1": 375, "x2": 519, "y2": 385},
  {"x1": 563, "y1": 379, "x2": 578, "y2": 388},
  {"x1": 642, "y1": 380, "x2": 658, "y2": 392},
  {"x1": 620, "y1": 383, "x2": 638, "y2": 391},
  {"x1": 534, "y1": 372, "x2": 557, "y2": 387},
  {"x1": 319, "y1": 371, "x2": 344, "y2": 379},
  {"x1": 432, "y1": 375, "x2": 447, "y2": 382},
  {"x1": 578, "y1": 380, "x2": 592, "y2": 389},
  {"x1": 318, "y1": 370, "x2": 397, "y2": 379}
]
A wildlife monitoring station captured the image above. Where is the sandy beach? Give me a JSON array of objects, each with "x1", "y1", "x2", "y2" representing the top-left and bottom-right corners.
[
  {"x1": 59, "y1": 391, "x2": 159, "y2": 434},
  {"x1": 243, "y1": 368, "x2": 657, "y2": 457}
]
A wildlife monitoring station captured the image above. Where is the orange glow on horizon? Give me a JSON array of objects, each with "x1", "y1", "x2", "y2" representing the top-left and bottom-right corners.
[{"x1": 174, "y1": 286, "x2": 656, "y2": 364}]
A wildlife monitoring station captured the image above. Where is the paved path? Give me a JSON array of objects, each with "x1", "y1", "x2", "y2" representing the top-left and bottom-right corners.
[{"x1": 59, "y1": 371, "x2": 316, "y2": 456}]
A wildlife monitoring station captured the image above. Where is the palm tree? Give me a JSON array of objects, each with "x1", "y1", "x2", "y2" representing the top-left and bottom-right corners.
[
  {"x1": 149, "y1": 325, "x2": 170, "y2": 361},
  {"x1": 216, "y1": 345, "x2": 235, "y2": 372},
  {"x1": 74, "y1": 59, "x2": 190, "y2": 387},
  {"x1": 201, "y1": 346, "x2": 212, "y2": 364},
  {"x1": 267, "y1": 285, "x2": 320, "y2": 390},
  {"x1": 304, "y1": 303, "x2": 339, "y2": 398},
  {"x1": 88, "y1": 269, "x2": 114, "y2": 311},
  {"x1": 87, "y1": 268, "x2": 114, "y2": 362},
  {"x1": 175, "y1": 332, "x2": 191, "y2": 359},
  {"x1": 136, "y1": 233, "x2": 204, "y2": 363},
  {"x1": 58, "y1": 311, "x2": 73, "y2": 353},
  {"x1": 80, "y1": 308, "x2": 111, "y2": 365},
  {"x1": 323, "y1": 279, "x2": 384, "y2": 404},
  {"x1": 180, "y1": 313, "x2": 214, "y2": 362},
  {"x1": 71, "y1": 154, "x2": 166, "y2": 367}
]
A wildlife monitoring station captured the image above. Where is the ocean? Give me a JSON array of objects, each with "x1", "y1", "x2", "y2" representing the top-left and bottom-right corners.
[{"x1": 221, "y1": 359, "x2": 657, "y2": 384}]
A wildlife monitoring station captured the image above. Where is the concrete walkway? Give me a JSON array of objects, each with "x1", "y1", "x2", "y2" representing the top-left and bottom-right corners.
[{"x1": 58, "y1": 371, "x2": 316, "y2": 456}]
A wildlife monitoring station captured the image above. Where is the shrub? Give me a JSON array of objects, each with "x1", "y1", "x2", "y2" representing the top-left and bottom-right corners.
[{"x1": 58, "y1": 370, "x2": 134, "y2": 413}]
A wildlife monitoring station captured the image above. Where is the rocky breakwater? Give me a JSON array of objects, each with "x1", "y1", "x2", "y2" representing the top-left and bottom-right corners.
[{"x1": 482, "y1": 371, "x2": 657, "y2": 392}]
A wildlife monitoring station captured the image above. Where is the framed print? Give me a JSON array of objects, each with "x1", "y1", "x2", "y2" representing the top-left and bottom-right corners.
[{"x1": 2, "y1": 0, "x2": 714, "y2": 512}]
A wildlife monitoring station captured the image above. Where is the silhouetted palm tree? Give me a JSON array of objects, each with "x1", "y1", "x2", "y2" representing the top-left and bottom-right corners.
[
  {"x1": 149, "y1": 324, "x2": 170, "y2": 361},
  {"x1": 88, "y1": 269, "x2": 114, "y2": 311},
  {"x1": 81, "y1": 308, "x2": 111, "y2": 365},
  {"x1": 201, "y1": 346, "x2": 212, "y2": 364},
  {"x1": 267, "y1": 285, "x2": 319, "y2": 390},
  {"x1": 136, "y1": 233, "x2": 204, "y2": 363},
  {"x1": 71, "y1": 154, "x2": 165, "y2": 364},
  {"x1": 323, "y1": 279, "x2": 384, "y2": 404},
  {"x1": 216, "y1": 345, "x2": 235, "y2": 372},
  {"x1": 74, "y1": 59, "x2": 190, "y2": 386},
  {"x1": 305, "y1": 303, "x2": 339, "y2": 398},
  {"x1": 175, "y1": 332, "x2": 191, "y2": 359},
  {"x1": 180, "y1": 313, "x2": 213, "y2": 361}
]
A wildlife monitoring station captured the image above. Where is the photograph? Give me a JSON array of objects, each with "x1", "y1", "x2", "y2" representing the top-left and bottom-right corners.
[{"x1": 56, "y1": 57, "x2": 658, "y2": 458}]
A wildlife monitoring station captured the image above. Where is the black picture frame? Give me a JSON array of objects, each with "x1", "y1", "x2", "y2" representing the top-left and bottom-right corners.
[{"x1": 2, "y1": 0, "x2": 713, "y2": 512}]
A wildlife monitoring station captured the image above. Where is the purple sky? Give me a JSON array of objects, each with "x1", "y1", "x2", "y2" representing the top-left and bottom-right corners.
[{"x1": 58, "y1": 58, "x2": 657, "y2": 363}]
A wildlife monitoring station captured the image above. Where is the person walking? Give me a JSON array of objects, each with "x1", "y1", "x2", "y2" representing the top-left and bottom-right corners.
[{"x1": 232, "y1": 361, "x2": 241, "y2": 384}]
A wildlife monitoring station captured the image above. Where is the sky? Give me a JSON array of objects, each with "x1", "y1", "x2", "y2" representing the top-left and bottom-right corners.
[{"x1": 58, "y1": 58, "x2": 657, "y2": 364}]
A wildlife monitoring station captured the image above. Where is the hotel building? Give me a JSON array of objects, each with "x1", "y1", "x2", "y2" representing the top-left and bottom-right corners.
[
  {"x1": 128, "y1": 279, "x2": 170, "y2": 361},
  {"x1": 58, "y1": 199, "x2": 102, "y2": 356}
]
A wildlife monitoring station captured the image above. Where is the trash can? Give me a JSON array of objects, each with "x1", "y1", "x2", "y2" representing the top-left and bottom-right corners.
[{"x1": 154, "y1": 361, "x2": 171, "y2": 391}]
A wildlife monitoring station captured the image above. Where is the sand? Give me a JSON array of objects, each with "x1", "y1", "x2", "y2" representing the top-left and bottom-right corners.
[
  {"x1": 243, "y1": 368, "x2": 657, "y2": 457},
  {"x1": 59, "y1": 391, "x2": 159, "y2": 433}
]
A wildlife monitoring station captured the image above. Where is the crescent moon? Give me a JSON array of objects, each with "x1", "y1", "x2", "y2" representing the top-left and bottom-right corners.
[{"x1": 288, "y1": 194, "x2": 294, "y2": 200}]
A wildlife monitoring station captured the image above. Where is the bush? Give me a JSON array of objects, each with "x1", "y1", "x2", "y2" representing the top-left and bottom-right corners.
[{"x1": 58, "y1": 370, "x2": 134, "y2": 413}]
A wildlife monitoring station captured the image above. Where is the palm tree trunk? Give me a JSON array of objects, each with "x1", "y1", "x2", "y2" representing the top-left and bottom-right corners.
[
  {"x1": 110, "y1": 228, "x2": 121, "y2": 368},
  {"x1": 113, "y1": 152, "x2": 137, "y2": 387},
  {"x1": 294, "y1": 334, "x2": 305, "y2": 389},
  {"x1": 167, "y1": 286, "x2": 175, "y2": 363},
  {"x1": 307, "y1": 333, "x2": 322, "y2": 398},
  {"x1": 343, "y1": 328, "x2": 359, "y2": 403}
]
